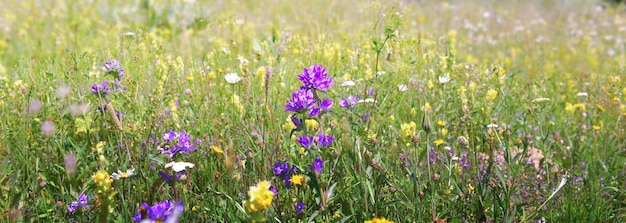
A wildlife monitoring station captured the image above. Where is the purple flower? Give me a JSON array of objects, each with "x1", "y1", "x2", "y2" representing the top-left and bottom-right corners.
[
  {"x1": 273, "y1": 161, "x2": 297, "y2": 188},
  {"x1": 285, "y1": 88, "x2": 316, "y2": 113},
  {"x1": 133, "y1": 200, "x2": 184, "y2": 222},
  {"x1": 290, "y1": 115, "x2": 303, "y2": 128},
  {"x1": 104, "y1": 60, "x2": 125, "y2": 79},
  {"x1": 320, "y1": 99, "x2": 333, "y2": 111},
  {"x1": 308, "y1": 158, "x2": 324, "y2": 174},
  {"x1": 297, "y1": 202, "x2": 305, "y2": 213},
  {"x1": 160, "y1": 130, "x2": 196, "y2": 158},
  {"x1": 339, "y1": 96, "x2": 358, "y2": 108},
  {"x1": 297, "y1": 136, "x2": 314, "y2": 148},
  {"x1": 317, "y1": 134, "x2": 334, "y2": 147},
  {"x1": 272, "y1": 161, "x2": 295, "y2": 176},
  {"x1": 298, "y1": 65, "x2": 334, "y2": 92},
  {"x1": 67, "y1": 194, "x2": 89, "y2": 214},
  {"x1": 91, "y1": 80, "x2": 110, "y2": 96}
]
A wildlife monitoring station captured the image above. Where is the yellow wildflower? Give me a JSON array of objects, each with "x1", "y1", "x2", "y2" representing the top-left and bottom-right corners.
[
  {"x1": 434, "y1": 139, "x2": 445, "y2": 146},
  {"x1": 305, "y1": 119, "x2": 319, "y2": 130},
  {"x1": 92, "y1": 141, "x2": 106, "y2": 154},
  {"x1": 211, "y1": 145, "x2": 224, "y2": 154},
  {"x1": 282, "y1": 116, "x2": 297, "y2": 131},
  {"x1": 365, "y1": 217, "x2": 395, "y2": 223},
  {"x1": 243, "y1": 181, "x2": 275, "y2": 213},
  {"x1": 437, "y1": 120, "x2": 446, "y2": 127},
  {"x1": 596, "y1": 104, "x2": 605, "y2": 112},
  {"x1": 441, "y1": 128, "x2": 448, "y2": 136},
  {"x1": 486, "y1": 89, "x2": 498, "y2": 101},
  {"x1": 423, "y1": 102, "x2": 432, "y2": 113},
  {"x1": 427, "y1": 80, "x2": 434, "y2": 89},
  {"x1": 400, "y1": 121, "x2": 417, "y2": 138},
  {"x1": 290, "y1": 174, "x2": 304, "y2": 186},
  {"x1": 592, "y1": 125, "x2": 600, "y2": 131}
]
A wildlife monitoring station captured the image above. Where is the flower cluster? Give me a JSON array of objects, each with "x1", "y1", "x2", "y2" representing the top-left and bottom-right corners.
[
  {"x1": 338, "y1": 95, "x2": 359, "y2": 109},
  {"x1": 104, "y1": 59, "x2": 125, "y2": 79},
  {"x1": 133, "y1": 200, "x2": 184, "y2": 222},
  {"x1": 273, "y1": 161, "x2": 297, "y2": 188},
  {"x1": 243, "y1": 181, "x2": 275, "y2": 222},
  {"x1": 91, "y1": 80, "x2": 110, "y2": 97},
  {"x1": 297, "y1": 133, "x2": 334, "y2": 148},
  {"x1": 285, "y1": 65, "x2": 335, "y2": 149},
  {"x1": 160, "y1": 130, "x2": 196, "y2": 158},
  {"x1": 91, "y1": 60, "x2": 126, "y2": 97},
  {"x1": 67, "y1": 194, "x2": 89, "y2": 214}
]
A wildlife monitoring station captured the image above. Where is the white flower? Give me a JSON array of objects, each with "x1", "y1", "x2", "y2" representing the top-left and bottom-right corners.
[
  {"x1": 486, "y1": 124, "x2": 499, "y2": 129},
  {"x1": 357, "y1": 98, "x2": 376, "y2": 103},
  {"x1": 531, "y1": 97, "x2": 551, "y2": 103},
  {"x1": 438, "y1": 76, "x2": 451, "y2": 84},
  {"x1": 341, "y1": 80, "x2": 355, "y2": 87},
  {"x1": 224, "y1": 73, "x2": 242, "y2": 84},
  {"x1": 577, "y1": 92, "x2": 588, "y2": 97},
  {"x1": 397, "y1": 84, "x2": 408, "y2": 92},
  {"x1": 165, "y1": 161, "x2": 195, "y2": 172},
  {"x1": 111, "y1": 167, "x2": 136, "y2": 180},
  {"x1": 376, "y1": 71, "x2": 386, "y2": 76}
]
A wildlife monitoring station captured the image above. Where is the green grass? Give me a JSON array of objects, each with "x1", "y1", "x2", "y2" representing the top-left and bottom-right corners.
[{"x1": 1, "y1": 0, "x2": 625, "y2": 222}]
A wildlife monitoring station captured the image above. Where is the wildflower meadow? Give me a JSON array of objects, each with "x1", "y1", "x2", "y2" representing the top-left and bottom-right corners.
[{"x1": 1, "y1": 0, "x2": 626, "y2": 222}]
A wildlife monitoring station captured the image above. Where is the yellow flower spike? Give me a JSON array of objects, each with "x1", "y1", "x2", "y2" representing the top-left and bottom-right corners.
[
  {"x1": 244, "y1": 181, "x2": 274, "y2": 213},
  {"x1": 486, "y1": 89, "x2": 498, "y2": 101},
  {"x1": 427, "y1": 80, "x2": 434, "y2": 89}
]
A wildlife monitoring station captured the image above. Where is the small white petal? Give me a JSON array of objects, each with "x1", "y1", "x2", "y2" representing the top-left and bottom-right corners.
[
  {"x1": 341, "y1": 80, "x2": 355, "y2": 87},
  {"x1": 165, "y1": 161, "x2": 195, "y2": 172},
  {"x1": 438, "y1": 76, "x2": 451, "y2": 84},
  {"x1": 397, "y1": 84, "x2": 408, "y2": 92},
  {"x1": 577, "y1": 92, "x2": 588, "y2": 97},
  {"x1": 224, "y1": 73, "x2": 242, "y2": 84},
  {"x1": 486, "y1": 124, "x2": 499, "y2": 129},
  {"x1": 357, "y1": 98, "x2": 376, "y2": 103}
]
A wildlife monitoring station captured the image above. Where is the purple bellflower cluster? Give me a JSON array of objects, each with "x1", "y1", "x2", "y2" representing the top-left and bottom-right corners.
[
  {"x1": 91, "y1": 60, "x2": 127, "y2": 97},
  {"x1": 67, "y1": 193, "x2": 90, "y2": 214},
  {"x1": 160, "y1": 130, "x2": 196, "y2": 158},
  {"x1": 285, "y1": 65, "x2": 335, "y2": 149},
  {"x1": 272, "y1": 161, "x2": 297, "y2": 188},
  {"x1": 133, "y1": 200, "x2": 183, "y2": 223}
]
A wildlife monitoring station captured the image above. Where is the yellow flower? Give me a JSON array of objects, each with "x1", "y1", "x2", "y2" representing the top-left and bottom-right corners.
[
  {"x1": 400, "y1": 121, "x2": 417, "y2": 138},
  {"x1": 434, "y1": 139, "x2": 445, "y2": 146},
  {"x1": 365, "y1": 217, "x2": 395, "y2": 223},
  {"x1": 423, "y1": 102, "x2": 432, "y2": 113},
  {"x1": 282, "y1": 116, "x2": 297, "y2": 131},
  {"x1": 244, "y1": 181, "x2": 275, "y2": 213},
  {"x1": 486, "y1": 89, "x2": 498, "y2": 101},
  {"x1": 441, "y1": 128, "x2": 448, "y2": 136},
  {"x1": 305, "y1": 119, "x2": 319, "y2": 130},
  {"x1": 290, "y1": 174, "x2": 304, "y2": 186},
  {"x1": 596, "y1": 104, "x2": 605, "y2": 112},
  {"x1": 92, "y1": 141, "x2": 106, "y2": 154},
  {"x1": 437, "y1": 120, "x2": 446, "y2": 127},
  {"x1": 592, "y1": 125, "x2": 601, "y2": 131},
  {"x1": 427, "y1": 80, "x2": 434, "y2": 89},
  {"x1": 211, "y1": 145, "x2": 224, "y2": 154}
]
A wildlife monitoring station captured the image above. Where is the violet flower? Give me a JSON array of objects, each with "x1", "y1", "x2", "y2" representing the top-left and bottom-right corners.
[
  {"x1": 298, "y1": 65, "x2": 334, "y2": 92},
  {"x1": 285, "y1": 88, "x2": 316, "y2": 113}
]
